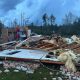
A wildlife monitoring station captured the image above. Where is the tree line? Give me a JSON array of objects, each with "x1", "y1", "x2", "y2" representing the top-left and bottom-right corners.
[
  {"x1": 29, "y1": 12, "x2": 80, "y2": 36},
  {"x1": 0, "y1": 12, "x2": 80, "y2": 37}
]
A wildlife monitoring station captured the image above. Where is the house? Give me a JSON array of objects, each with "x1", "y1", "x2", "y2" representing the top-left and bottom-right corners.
[{"x1": 0, "y1": 26, "x2": 31, "y2": 43}]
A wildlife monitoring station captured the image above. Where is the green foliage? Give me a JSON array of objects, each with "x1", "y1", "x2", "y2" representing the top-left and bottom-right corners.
[
  {"x1": 0, "y1": 67, "x2": 64, "y2": 80},
  {"x1": 29, "y1": 25, "x2": 58, "y2": 36}
]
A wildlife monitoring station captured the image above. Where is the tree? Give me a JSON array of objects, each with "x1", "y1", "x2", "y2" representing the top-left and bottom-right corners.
[
  {"x1": 42, "y1": 13, "x2": 48, "y2": 26},
  {"x1": 63, "y1": 12, "x2": 77, "y2": 25},
  {"x1": 0, "y1": 21, "x2": 4, "y2": 37},
  {"x1": 50, "y1": 14, "x2": 55, "y2": 25},
  {"x1": 13, "y1": 19, "x2": 17, "y2": 27}
]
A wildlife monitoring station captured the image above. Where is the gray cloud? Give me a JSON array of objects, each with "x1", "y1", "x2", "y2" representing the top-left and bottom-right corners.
[
  {"x1": 0, "y1": 0, "x2": 80, "y2": 26},
  {"x1": 0, "y1": 0, "x2": 23, "y2": 12}
]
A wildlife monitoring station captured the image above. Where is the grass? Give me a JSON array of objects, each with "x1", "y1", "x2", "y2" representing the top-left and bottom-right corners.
[
  {"x1": 27, "y1": 67, "x2": 64, "y2": 80},
  {"x1": 0, "y1": 70, "x2": 27, "y2": 80},
  {"x1": 0, "y1": 66, "x2": 64, "y2": 80}
]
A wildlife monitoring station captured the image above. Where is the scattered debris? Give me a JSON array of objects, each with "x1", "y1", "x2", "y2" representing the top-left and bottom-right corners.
[{"x1": 0, "y1": 35, "x2": 80, "y2": 79}]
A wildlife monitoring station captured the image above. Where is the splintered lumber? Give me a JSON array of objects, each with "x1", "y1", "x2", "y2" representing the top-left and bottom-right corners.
[{"x1": 39, "y1": 44, "x2": 54, "y2": 49}]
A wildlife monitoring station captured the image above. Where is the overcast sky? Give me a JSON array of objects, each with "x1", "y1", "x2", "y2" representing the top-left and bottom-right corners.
[{"x1": 0, "y1": 0, "x2": 80, "y2": 26}]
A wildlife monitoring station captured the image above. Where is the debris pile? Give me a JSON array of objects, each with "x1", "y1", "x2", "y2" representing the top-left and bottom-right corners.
[
  {"x1": 60, "y1": 66, "x2": 80, "y2": 80},
  {"x1": 0, "y1": 34, "x2": 80, "y2": 74}
]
